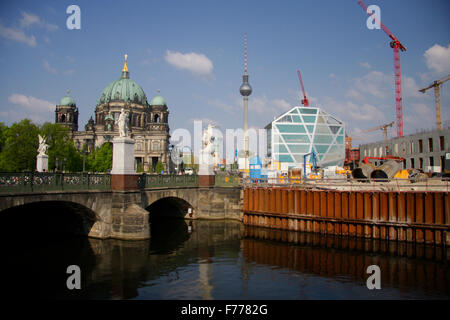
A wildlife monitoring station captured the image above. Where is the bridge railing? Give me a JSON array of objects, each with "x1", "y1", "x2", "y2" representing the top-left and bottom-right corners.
[
  {"x1": 140, "y1": 174, "x2": 199, "y2": 188},
  {"x1": 215, "y1": 174, "x2": 241, "y2": 187},
  {"x1": 0, "y1": 172, "x2": 111, "y2": 193}
]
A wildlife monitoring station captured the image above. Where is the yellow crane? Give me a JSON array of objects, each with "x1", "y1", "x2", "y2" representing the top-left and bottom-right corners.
[
  {"x1": 362, "y1": 121, "x2": 395, "y2": 142},
  {"x1": 419, "y1": 75, "x2": 450, "y2": 130}
]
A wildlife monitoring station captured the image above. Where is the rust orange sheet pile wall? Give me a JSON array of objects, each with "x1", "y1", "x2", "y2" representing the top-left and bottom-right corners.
[{"x1": 243, "y1": 187, "x2": 450, "y2": 246}]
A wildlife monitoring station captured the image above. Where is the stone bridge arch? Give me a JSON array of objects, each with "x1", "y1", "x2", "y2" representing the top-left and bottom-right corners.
[
  {"x1": 0, "y1": 191, "x2": 114, "y2": 239},
  {"x1": 142, "y1": 188, "x2": 198, "y2": 220}
]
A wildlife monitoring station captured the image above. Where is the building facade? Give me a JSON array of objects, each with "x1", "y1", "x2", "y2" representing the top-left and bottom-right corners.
[
  {"x1": 55, "y1": 56, "x2": 171, "y2": 172},
  {"x1": 265, "y1": 106, "x2": 346, "y2": 171},
  {"x1": 359, "y1": 127, "x2": 450, "y2": 173}
]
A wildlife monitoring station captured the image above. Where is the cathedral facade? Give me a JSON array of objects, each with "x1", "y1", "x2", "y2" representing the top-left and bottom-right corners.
[{"x1": 54, "y1": 56, "x2": 171, "y2": 172}]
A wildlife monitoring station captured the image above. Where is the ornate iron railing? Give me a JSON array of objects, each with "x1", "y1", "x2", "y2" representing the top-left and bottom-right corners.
[
  {"x1": 215, "y1": 174, "x2": 241, "y2": 187},
  {"x1": 141, "y1": 174, "x2": 199, "y2": 188},
  {"x1": 0, "y1": 172, "x2": 111, "y2": 193}
]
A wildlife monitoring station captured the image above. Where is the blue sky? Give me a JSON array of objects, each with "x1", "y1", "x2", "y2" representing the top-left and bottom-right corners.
[{"x1": 0, "y1": 0, "x2": 449, "y2": 148}]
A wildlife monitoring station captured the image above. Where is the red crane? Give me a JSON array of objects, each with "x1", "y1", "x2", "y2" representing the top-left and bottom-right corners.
[
  {"x1": 297, "y1": 69, "x2": 309, "y2": 107},
  {"x1": 358, "y1": 1, "x2": 407, "y2": 137}
]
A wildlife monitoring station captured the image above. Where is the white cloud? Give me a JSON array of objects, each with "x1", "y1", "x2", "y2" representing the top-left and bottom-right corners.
[
  {"x1": 165, "y1": 50, "x2": 213, "y2": 75},
  {"x1": 4, "y1": 94, "x2": 55, "y2": 124},
  {"x1": 20, "y1": 11, "x2": 58, "y2": 31},
  {"x1": 208, "y1": 99, "x2": 237, "y2": 114},
  {"x1": 424, "y1": 44, "x2": 450, "y2": 74},
  {"x1": 64, "y1": 69, "x2": 75, "y2": 75},
  {"x1": 43, "y1": 59, "x2": 56, "y2": 74},
  {"x1": 8, "y1": 94, "x2": 55, "y2": 112},
  {"x1": 0, "y1": 23, "x2": 36, "y2": 47}
]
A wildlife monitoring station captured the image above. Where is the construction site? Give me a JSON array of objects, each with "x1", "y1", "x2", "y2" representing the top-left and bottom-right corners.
[{"x1": 250, "y1": 1, "x2": 450, "y2": 192}]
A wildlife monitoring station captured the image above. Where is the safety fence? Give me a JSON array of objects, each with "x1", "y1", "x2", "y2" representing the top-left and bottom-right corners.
[
  {"x1": 243, "y1": 187, "x2": 450, "y2": 246},
  {"x1": 0, "y1": 172, "x2": 111, "y2": 193},
  {"x1": 242, "y1": 177, "x2": 450, "y2": 193}
]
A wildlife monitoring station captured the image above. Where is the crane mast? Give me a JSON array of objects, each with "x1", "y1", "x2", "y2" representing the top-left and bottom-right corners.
[
  {"x1": 358, "y1": 0, "x2": 406, "y2": 138},
  {"x1": 419, "y1": 75, "x2": 450, "y2": 130},
  {"x1": 297, "y1": 69, "x2": 309, "y2": 107}
]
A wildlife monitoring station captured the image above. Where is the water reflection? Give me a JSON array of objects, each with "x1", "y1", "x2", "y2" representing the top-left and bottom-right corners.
[
  {"x1": 3, "y1": 218, "x2": 449, "y2": 299},
  {"x1": 243, "y1": 226, "x2": 450, "y2": 298}
]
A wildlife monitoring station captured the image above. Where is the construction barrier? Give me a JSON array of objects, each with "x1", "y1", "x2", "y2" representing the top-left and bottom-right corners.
[{"x1": 242, "y1": 187, "x2": 450, "y2": 246}]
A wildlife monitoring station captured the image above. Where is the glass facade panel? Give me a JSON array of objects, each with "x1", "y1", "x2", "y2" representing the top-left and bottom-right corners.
[
  {"x1": 282, "y1": 134, "x2": 310, "y2": 143},
  {"x1": 315, "y1": 145, "x2": 329, "y2": 154},
  {"x1": 313, "y1": 135, "x2": 333, "y2": 144},
  {"x1": 292, "y1": 115, "x2": 301, "y2": 122},
  {"x1": 268, "y1": 106, "x2": 345, "y2": 167},
  {"x1": 299, "y1": 108, "x2": 317, "y2": 114},
  {"x1": 287, "y1": 144, "x2": 310, "y2": 153},
  {"x1": 302, "y1": 115, "x2": 316, "y2": 123},
  {"x1": 276, "y1": 124, "x2": 306, "y2": 133}
]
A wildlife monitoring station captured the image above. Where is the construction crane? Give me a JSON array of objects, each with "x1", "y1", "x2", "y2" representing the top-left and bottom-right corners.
[
  {"x1": 358, "y1": 1, "x2": 406, "y2": 138},
  {"x1": 362, "y1": 121, "x2": 394, "y2": 142},
  {"x1": 419, "y1": 75, "x2": 450, "y2": 130},
  {"x1": 297, "y1": 69, "x2": 309, "y2": 107}
]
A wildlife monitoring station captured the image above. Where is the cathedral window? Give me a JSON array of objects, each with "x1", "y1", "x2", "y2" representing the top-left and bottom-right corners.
[
  {"x1": 154, "y1": 114, "x2": 160, "y2": 123},
  {"x1": 153, "y1": 141, "x2": 160, "y2": 151}
]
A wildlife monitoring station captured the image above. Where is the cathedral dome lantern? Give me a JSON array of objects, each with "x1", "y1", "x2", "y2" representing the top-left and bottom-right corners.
[{"x1": 55, "y1": 90, "x2": 78, "y2": 132}]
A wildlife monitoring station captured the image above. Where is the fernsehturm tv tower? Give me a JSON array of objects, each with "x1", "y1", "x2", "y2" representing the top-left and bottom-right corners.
[{"x1": 239, "y1": 33, "x2": 252, "y2": 177}]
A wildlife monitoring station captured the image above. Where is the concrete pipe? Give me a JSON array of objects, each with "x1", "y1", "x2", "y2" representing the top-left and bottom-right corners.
[
  {"x1": 352, "y1": 162, "x2": 376, "y2": 180},
  {"x1": 370, "y1": 160, "x2": 402, "y2": 181}
]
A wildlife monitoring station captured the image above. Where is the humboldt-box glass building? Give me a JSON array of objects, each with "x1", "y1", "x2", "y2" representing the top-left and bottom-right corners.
[{"x1": 265, "y1": 106, "x2": 345, "y2": 170}]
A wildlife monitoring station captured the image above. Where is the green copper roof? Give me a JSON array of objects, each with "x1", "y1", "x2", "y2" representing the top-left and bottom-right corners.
[
  {"x1": 59, "y1": 95, "x2": 76, "y2": 106},
  {"x1": 98, "y1": 77, "x2": 148, "y2": 106},
  {"x1": 150, "y1": 94, "x2": 166, "y2": 106},
  {"x1": 104, "y1": 113, "x2": 114, "y2": 121}
]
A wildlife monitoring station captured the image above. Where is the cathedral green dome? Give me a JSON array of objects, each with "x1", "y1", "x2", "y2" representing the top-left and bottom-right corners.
[
  {"x1": 97, "y1": 56, "x2": 148, "y2": 106},
  {"x1": 150, "y1": 94, "x2": 166, "y2": 106},
  {"x1": 59, "y1": 94, "x2": 76, "y2": 106},
  {"x1": 98, "y1": 77, "x2": 148, "y2": 106}
]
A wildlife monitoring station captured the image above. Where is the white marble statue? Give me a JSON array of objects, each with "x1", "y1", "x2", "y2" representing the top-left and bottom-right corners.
[
  {"x1": 37, "y1": 134, "x2": 49, "y2": 156},
  {"x1": 116, "y1": 108, "x2": 129, "y2": 137}
]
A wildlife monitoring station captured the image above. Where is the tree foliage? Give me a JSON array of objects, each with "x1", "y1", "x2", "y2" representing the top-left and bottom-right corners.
[
  {"x1": 155, "y1": 161, "x2": 164, "y2": 174},
  {"x1": 0, "y1": 119, "x2": 39, "y2": 171},
  {"x1": 86, "y1": 143, "x2": 112, "y2": 172},
  {"x1": 40, "y1": 122, "x2": 82, "y2": 172}
]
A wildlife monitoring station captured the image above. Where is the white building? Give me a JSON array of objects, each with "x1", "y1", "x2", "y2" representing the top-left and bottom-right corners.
[{"x1": 265, "y1": 106, "x2": 345, "y2": 171}]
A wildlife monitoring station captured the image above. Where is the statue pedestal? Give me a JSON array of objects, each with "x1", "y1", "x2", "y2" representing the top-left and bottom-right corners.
[
  {"x1": 198, "y1": 151, "x2": 215, "y2": 187},
  {"x1": 36, "y1": 155, "x2": 48, "y2": 172},
  {"x1": 111, "y1": 137, "x2": 138, "y2": 190}
]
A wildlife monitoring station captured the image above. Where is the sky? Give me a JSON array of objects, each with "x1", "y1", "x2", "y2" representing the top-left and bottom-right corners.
[{"x1": 0, "y1": 0, "x2": 449, "y2": 154}]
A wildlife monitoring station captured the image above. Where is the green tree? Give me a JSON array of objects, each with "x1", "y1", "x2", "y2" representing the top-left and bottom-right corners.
[
  {"x1": 86, "y1": 143, "x2": 112, "y2": 172},
  {"x1": 0, "y1": 119, "x2": 39, "y2": 171},
  {"x1": 155, "y1": 161, "x2": 164, "y2": 174},
  {"x1": 0, "y1": 122, "x2": 7, "y2": 153},
  {"x1": 39, "y1": 123, "x2": 83, "y2": 172}
]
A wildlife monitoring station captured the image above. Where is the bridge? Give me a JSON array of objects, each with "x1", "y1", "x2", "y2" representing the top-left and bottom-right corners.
[{"x1": 0, "y1": 172, "x2": 241, "y2": 240}]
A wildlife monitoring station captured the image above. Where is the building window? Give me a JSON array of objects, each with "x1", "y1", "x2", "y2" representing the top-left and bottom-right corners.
[
  {"x1": 428, "y1": 138, "x2": 433, "y2": 152},
  {"x1": 153, "y1": 141, "x2": 160, "y2": 151},
  {"x1": 429, "y1": 156, "x2": 434, "y2": 167},
  {"x1": 154, "y1": 114, "x2": 160, "y2": 123},
  {"x1": 411, "y1": 141, "x2": 414, "y2": 153},
  {"x1": 440, "y1": 136, "x2": 445, "y2": 151},
  {"x1": 418, "y1": 139, "x2": 423, "y2": 153},
  {"x1": 419, "y1": 157, "x2": 423, "y2": 169},
  {"x1": 410, "y1": 158, "x2": 415, "y2": 168}
]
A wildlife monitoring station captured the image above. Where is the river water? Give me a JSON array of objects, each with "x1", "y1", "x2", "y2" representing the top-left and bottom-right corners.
[{"x1": 4, "y1": 219, "x2": 449, "y2": 300}]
